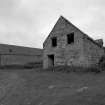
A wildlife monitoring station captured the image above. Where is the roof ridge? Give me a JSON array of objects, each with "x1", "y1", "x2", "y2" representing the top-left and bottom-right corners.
[{"x1": 83, "y1": 34, "x2": 103, "y2": 48}]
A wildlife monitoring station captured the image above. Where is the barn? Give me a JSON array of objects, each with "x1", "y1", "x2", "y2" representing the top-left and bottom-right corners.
[{"x1": 43, "y1": 16, "x2": 105, "y2": 69}]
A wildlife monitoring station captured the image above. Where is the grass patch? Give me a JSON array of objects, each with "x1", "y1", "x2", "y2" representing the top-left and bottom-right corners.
[
  {"x1": 0, "y1": 69, "x2": 105, "y2": 105},
  {"x1": 44, "y1": 65, "x2": 102, "y2": 73}
]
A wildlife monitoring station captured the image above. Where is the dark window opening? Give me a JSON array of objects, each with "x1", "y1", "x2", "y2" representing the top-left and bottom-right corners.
[
  {"x1": 52, "y1": 37, "x2": 57, "y2": 47},
  {"x1": 67, "y1": 33, "x2": 74, "y2": 44}
]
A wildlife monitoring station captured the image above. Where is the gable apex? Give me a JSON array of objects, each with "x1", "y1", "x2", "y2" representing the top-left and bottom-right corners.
[
  {"x1": 58, "y1": 15, "x2": 68, "y2": 21},
  {"x1": 54, "y1": 15, "x2": 71, "y2": 27},
  {"x1": 43, "y1": 16, "x2": 75, "y2": 47},
  {"x1": 57, "y1": 15, "x2": 74, "y2": 26}
]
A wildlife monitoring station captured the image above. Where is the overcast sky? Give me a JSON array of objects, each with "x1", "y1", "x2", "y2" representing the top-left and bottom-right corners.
[{"x1": 0, "y1": 0, "x2": 105, "y2": 48}]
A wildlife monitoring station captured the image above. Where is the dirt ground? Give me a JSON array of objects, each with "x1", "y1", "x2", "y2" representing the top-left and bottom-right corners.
[{"x1": 0, "y1": 69, "x2": 105, "y2": 105}]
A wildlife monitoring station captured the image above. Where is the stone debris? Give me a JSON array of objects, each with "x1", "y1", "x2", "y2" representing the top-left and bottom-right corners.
[
  {"x1": 48, "y1": 85, "x2": 56, "y2": 89},
  {"x1": 48, "y1": 84, "x2": 73, "y2": 89},
  {"x1": 76, "y1": 86, "x2": 88, "y2": 92}
]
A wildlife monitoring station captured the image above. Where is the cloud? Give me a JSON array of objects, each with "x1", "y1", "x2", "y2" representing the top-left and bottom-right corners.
[
  {"x1": 72, "y1": 5, "x2": 105, "y2": 42},
  {"x1": 0, "y1": 0, "x2": 104, "y2": 48}
]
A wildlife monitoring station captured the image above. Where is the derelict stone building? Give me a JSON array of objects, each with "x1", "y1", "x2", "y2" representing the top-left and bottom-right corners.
[{"x1": 43, "y1": 16, "x2": 105, "y2": 69}]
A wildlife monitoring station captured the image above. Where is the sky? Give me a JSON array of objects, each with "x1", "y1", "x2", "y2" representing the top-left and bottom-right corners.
[{"x1": 0, "y1": 0, "x2": 105, "y2": 48}]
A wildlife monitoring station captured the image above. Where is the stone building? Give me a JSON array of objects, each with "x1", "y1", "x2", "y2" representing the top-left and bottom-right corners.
[
  {"x1": 0, "y1": 43, "x2": 42, "y2": 66},
  {"x1": 43, "y1": 16, "x2": 105, "y2": 69}
]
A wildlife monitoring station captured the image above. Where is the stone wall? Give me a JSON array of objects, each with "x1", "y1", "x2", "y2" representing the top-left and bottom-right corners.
[
  {"x1": 64, "y1": 29, "x2": 85, "y2": 67},
  {"x1": 43, "y1": 16, "x2": 105, "y2": 69},
  {"x1": 83, "y1": 36, "x2": 104, "y2": 67},
  {"x1": 43, "y1": 16, "x2": 84, "y2": 68}
]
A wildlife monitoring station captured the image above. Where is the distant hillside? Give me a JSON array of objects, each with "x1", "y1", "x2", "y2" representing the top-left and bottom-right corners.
[{"x1": 0, "y1": 43, "x2": 43, "y2": 55}]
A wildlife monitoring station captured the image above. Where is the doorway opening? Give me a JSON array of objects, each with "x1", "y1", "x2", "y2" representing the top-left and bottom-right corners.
[{"x1": 48, "y1": 55, "x2": 54, "y2": 67}]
